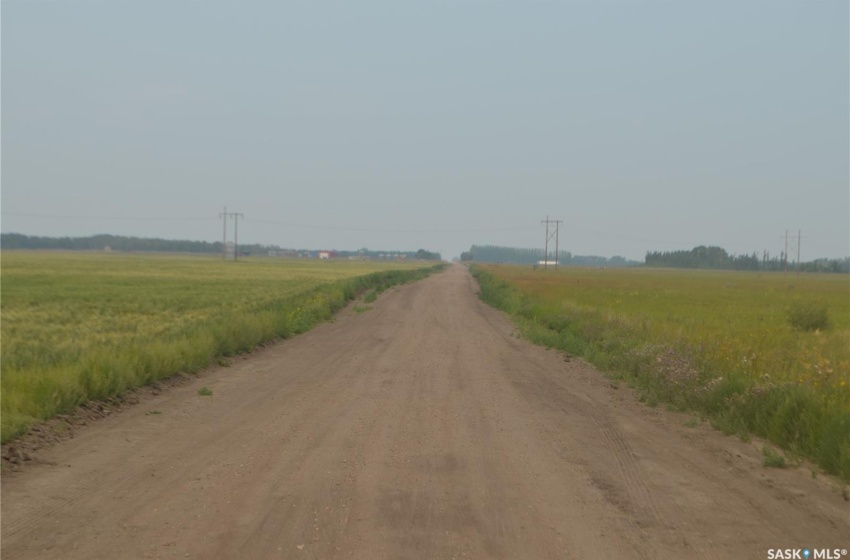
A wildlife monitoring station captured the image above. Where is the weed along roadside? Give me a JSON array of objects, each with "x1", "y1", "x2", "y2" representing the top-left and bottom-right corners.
[
  {"x1": 471, "y1": 264, "x2": 850, "y2": 482},
  {"x1": 0, "y1": 252, "x2": 445, "y2": 444}
]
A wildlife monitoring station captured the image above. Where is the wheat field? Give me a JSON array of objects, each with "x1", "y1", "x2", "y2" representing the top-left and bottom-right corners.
[{"x1": 1, "y1": 251, "x2": 438, "y2": 442}]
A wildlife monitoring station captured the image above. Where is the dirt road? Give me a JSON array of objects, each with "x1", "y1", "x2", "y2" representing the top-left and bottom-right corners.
[{"x1": 2, "y1": 265, "x2": 848, "y2": 559}]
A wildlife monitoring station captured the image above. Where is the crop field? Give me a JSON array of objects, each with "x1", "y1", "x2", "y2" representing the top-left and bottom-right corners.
[
  {"x1": 1, "y1": 251, "x2": 440, "y2": 442},
  {"x1": 473, "y1": 264, "x2": 850, "y2": 480}
]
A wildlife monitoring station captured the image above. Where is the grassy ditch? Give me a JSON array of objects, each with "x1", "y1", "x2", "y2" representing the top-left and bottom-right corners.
[
  {"x1": 471, "y1": 265, "x2": 850, "y2": 481},
  {"x1": 1, "y1": 252, "x2": 444, "y2": 442}
]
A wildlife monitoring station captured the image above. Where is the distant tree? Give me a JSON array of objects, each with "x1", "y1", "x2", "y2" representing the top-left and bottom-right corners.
[
  {"x1": 644, "y1": 245, "x2": 847, "y2": 273},
  {"x1": 415, "y1": 249, "x2": 441, "y2": 261},
  {"x1": 466, "y1": 245, "x2": 635, "y2": 267}
]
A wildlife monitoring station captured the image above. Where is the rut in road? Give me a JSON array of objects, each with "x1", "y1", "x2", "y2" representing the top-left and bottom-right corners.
[{"x1": 2, "y1": 264, "x2": 848, "y2": 560}]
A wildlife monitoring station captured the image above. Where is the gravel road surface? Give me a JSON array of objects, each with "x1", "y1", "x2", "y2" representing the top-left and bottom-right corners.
[{"x1": 2, "y1": 264, "x2": 847, "y2": 559}]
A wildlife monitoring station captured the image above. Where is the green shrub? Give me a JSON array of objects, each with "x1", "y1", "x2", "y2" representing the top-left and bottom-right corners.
[
  {"x1": 787, "y1": 301, "x2": 831, "y2": 331},
  {"x1": 763, "y1": 446, "x2": 787, "y2": 468}
]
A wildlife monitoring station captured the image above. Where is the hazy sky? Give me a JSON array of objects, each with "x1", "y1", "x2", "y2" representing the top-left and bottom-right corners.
[{"x1": 3, "y1": 1, "x2": 848, "y2": 261}]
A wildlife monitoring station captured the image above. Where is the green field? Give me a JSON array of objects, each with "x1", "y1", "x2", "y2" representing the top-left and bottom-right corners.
[
  {"x1": 1, "y1": 251, "x2": 441, "y2": 442},
  {"x1": 473, "y1": 265, "x2": 850, "y2": 480}
]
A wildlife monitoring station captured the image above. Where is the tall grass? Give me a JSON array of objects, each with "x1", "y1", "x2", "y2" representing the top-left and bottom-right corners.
[
  {"x1": 472, "y1": 265, "x2": 850, "y2": 481},
  {"x1": 1, "y1": 252, "x2": 443, "y2": 442}
]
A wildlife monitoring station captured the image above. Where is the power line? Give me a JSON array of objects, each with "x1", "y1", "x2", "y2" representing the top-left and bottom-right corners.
[
  {"x1": 3, "y1": 211, "x2": 538, "y2": 235},
  {"x1": 242, "y1": 218, "x2": 537, "y2": 234},
  {"x1": 1, "y1": 212, "x2": 216, "y2": 222}
]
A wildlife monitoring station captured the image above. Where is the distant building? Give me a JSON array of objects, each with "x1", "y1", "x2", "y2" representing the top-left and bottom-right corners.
[{"x1": 318, "y1": 251, "x2": 330, "y2": 260}]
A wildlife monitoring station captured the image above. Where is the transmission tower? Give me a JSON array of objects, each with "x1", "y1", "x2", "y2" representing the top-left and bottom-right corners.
[
  {"x1": 219, "y1": 207, "x2": 245, "y2": 261},
  {"x1": 781, "y1": 229, "x2": 804, "y2": 274},
  {"x1": 541, "y1": 216, "x2": 563, "y2": 270}
]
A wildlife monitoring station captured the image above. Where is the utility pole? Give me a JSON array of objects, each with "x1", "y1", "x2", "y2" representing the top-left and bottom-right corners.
[
  {"x1": 784, "y1": 229, "x2": 788, "y2": 274},
  {"x1": 233, "y1": 212, "x2": 244, "y2": 261},
  {"x1": 219, "y1": 208, "x2": 245, "y2": 261},
  {"x1": 220, "y1": 206, "x2": 228, "y2": 261},
  {"x1": 797, "y1": 230, "x2": 801, "y2": 275},
  {"x1": 555, "y1": 222, "x2": 561, "y2": 270},
  {"x1": 780, "y1": 229, "x2": 805, "y2": 274},
  {"x1": 541, "y1": 216, "x2": 563, "y2": 270}
]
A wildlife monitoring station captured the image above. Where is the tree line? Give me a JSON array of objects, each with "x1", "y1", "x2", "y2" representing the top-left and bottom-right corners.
[
  {"x1": 459, "y1": 243, "x2": 848, "y2": 273},
  {"x1": 645, "y1": 246, "x2": 849, "y2": 273},
  {"x1": 460, "y1": 245, "x2": 635, "y2": 267},
  {"x1": 1, "y1": 233, "x2": 235, "y2": 254},
  {"x1": 0, "y1": 233, "x2": 442, "y2": 260}
]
